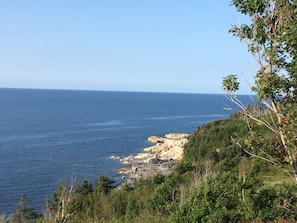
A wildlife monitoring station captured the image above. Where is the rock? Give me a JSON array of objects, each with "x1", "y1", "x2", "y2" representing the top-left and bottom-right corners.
[
  {"x1": 118, "y1": 168, "x2": 131, "y2": 175},
  {"x1": 148, "y1": 136, "x2": 164, "y2": 144},
  {"x1": 142, "y1": 134, "x2": 189, "y2": 161},
  {"x1": 143, "y1": 144, "x2": 164, "y2": 153},
  {"x1": 165, "y1": 133, "x2": 189, "y2": 140},
  {"x1": 149, "y1": 156, "x2": 162, "y2": 164},
  {"x1": 131, "y1": 166, "x2": 138, "y2": 173},
  {"x1": 122, "y1": 156, "x2": 133, "y2": 165},
  {"x1": 118, "y1": 133, "x2": 190, "y2": 184}
]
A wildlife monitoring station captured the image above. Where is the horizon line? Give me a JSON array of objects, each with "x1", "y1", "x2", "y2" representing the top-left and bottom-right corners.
[{"x1": 0, "y1": 86, "x2": 254, "y2": 96}]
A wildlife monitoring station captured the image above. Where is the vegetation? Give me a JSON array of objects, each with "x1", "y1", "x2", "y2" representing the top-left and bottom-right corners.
[
  {"x1": 223, "y1": 0, "x2": 297, "y2": 183},
  {"x1": 1, "y1": 0, "x2": 297, "y2": 222},
  {"x1": 1, "y1": 114, "x2": 297, "y2": 222}
]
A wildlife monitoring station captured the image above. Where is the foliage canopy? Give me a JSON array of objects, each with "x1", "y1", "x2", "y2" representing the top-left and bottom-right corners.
[{"x1": 223, "y1": 0, "x2": 297, "y2": 183}]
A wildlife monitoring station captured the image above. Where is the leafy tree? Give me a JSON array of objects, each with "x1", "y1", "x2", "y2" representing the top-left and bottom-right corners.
[{"x1": 223, "y1": 0, "x2": 297, "y2": 183}]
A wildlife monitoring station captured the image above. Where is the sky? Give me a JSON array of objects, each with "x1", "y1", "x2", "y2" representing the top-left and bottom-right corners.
[{"x1": 0, "y1": 1, "x2": 255, "y2": 94}]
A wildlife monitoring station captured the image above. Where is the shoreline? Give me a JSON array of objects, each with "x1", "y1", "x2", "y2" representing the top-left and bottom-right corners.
[{"x1": 112, "y1": 133, "x2": 189, "y2": 185}]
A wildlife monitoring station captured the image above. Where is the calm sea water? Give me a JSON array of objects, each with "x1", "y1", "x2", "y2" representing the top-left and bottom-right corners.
[{"x1": 0, "y1": 88, "x2": 253, "y2": 214}]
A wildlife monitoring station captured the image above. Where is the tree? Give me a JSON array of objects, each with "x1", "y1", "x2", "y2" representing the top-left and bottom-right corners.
[
  {"x1": 94, "y1": 175, "x2": 115, "y2": 194},
  {"x1": 223, "y1": 0, "x2": 297, "y2": 183},
  {"x1": 44, "y1": 180, "x2": 75, "y2": 223},
  {"x1": 10, "y1": 195, "x2": 39, "y2": 223}
]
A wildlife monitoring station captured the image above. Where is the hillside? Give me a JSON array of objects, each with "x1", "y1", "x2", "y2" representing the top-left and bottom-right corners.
[{"x1": 4, "y1": 115, "x2": 297, "y2": 223}]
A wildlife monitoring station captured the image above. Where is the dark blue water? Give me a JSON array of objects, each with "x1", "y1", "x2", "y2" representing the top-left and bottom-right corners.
[{"x1": 0, "y1": 88, "x2": 254, "y2": 214}]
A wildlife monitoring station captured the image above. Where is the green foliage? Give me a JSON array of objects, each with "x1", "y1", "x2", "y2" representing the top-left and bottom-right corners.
[
  {"x1": 171, "y1": 171, "x2": 257, "y2": 223},
  {"x1": 173, "y1": 161, "x2": 194, "y2": 176},
  {"x1": 67, "y1": 180, "x2": 93, "y2": 220},
  {"x1": 254, "y1": 184, "x2": 297, "y2": 221},
  {"x1": 222, "y1": 74, "x2": 240, "y2": 94},
  {"x1": 124, "y1": 194, "x2": 138, "y2": 221},
  {"x1": 229, "y1": 1, "x2": 297, "y2": 93},
  {"x1": 94, "y1": 175, "x2": 116, "y2": 194},
  {"x1": 152, "y1": 172, "x2": 166, "y2": 185},
  {"x1": 75, "y1": 179, "x2": 93, "y2": 195},
  {"x1": 232, "y1": 0, "x2": 266, "y2": 15},
  {"x1": 225, "y1": 0, "x2": 297, "y2": 184},
  {"x1": 146, "y1": 183, "x2": 174, "y2": 215},
  {"x1": 183, "y1": 118, "x2": 248, "y2": 167},
  {"x1": 44, "y1": 180, "x2": 75, "y2": 223},
  {"x1": 10, "y1": 195, "x2": 40, "y2": 223},
  {"x1": 171, "y1": 168, "x2": 297, "y2": 222}
]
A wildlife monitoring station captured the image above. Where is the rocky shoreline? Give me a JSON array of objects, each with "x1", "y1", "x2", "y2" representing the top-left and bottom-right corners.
[{"x1": 112, "y1": 133, "x2": 189, "y2": 185}]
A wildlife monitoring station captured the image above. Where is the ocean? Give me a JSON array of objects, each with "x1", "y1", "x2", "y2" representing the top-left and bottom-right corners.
[{"x1": 0, "y1": 88, "x2": 253, "y2": 214}]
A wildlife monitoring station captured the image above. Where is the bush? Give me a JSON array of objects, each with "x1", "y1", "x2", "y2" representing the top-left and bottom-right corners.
[{"x1": 253, "y1": 184, "x2": 297, "y2": 221}]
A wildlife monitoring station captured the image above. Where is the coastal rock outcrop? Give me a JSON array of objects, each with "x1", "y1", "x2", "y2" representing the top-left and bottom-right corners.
[
  {"x1": 144, "y1": 133, "x2": 189, "y2": 160},
  {"x1": 118, "y1": 133, "x2": 189, "y2": 182}
]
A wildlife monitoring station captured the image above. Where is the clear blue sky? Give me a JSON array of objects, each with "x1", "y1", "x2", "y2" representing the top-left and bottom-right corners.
[{"x1": 0, "y1": 1, "x2": 255, "y2": 94}]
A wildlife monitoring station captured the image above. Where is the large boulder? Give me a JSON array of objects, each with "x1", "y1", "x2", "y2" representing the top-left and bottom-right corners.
[{"x1": 148, "y1": 136, "x2": 164, "y2": 144}]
